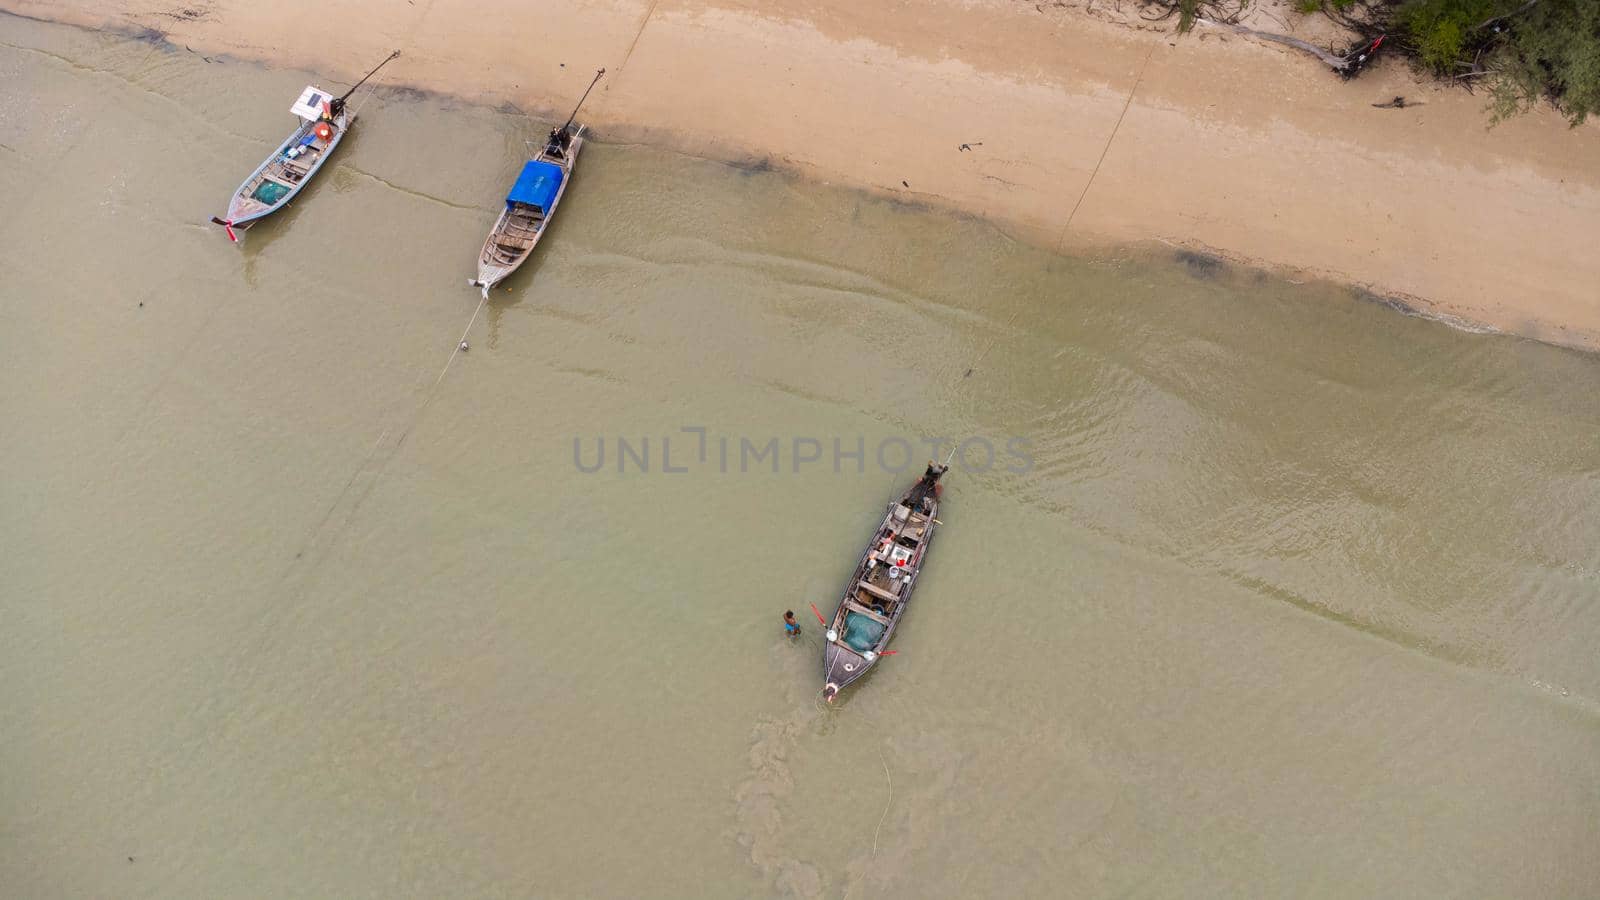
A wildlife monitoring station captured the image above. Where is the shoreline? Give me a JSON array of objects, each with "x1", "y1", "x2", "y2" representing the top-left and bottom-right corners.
[{"x1": 7, "y1": 0, "x2": 1599, "y2": 350}]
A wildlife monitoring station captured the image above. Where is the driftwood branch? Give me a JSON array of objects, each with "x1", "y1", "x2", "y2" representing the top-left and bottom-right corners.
[{"x1": 1195, "y1": 18, "x2": 1350, "y2": 68}]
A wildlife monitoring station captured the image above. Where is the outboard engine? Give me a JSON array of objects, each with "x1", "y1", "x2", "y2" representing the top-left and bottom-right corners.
[{"x1": 1338, "y1": 34, "x2": 1385, "y2": 79}]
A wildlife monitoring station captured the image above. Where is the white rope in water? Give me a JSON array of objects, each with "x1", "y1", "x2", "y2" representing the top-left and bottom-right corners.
[
  {"x1": 871, "y1": 745, "x2": 893, "y2": 858},
  {"x1": 433, "y1": 294, "x2": 488, "y2": 391},
  {"x1": 941, "y1": 52, "x2": 1154, "y2": 387},
  {"x1": 953, "y1": 307, "x2": 1022, "y2": 385},
  {"x1": 284, "y1": 293, "x2": 487, "y2": 575},
  {"x1": 809, "y1": 685, "x2": 895, "y2": 863}
]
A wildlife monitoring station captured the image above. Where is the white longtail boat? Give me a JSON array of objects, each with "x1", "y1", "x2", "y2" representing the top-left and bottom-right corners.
[
  {"x1": 470, "y1": 68, "x2": 604, "y2": 298},
  {"x1": 211, "y1": 51, "x2": 399, "y2": 242},
  {"x1": 471, "y1": 124, "x2": 584, "y2": 298}
]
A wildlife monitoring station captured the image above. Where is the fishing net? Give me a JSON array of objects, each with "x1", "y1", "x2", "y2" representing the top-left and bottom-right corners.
[
  {"x1": 250, "y1": 181, "x2": 291, "y2": 205},
  {"x1": 843, "y1": 612, "x2": 885, "y2": 653}
]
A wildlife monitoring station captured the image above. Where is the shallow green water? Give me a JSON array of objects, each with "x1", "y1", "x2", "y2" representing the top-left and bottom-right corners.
[{"x1": 2, "y1": 16, "x2": 1598, "y2": 898}]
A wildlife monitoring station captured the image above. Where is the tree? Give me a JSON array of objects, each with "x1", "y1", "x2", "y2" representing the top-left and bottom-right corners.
[
  {"x1": 1395, "y1": 0, "x2": 1501, "y2": 74},
  {"x1": 1149, "y1": 0, "x2": 1600, "y2": 124},
  {"x1": 1487, "y1": 0, "x2": 1600, "y2": 125}
]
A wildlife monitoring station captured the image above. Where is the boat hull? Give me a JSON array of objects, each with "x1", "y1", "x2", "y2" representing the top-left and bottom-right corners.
[
  {"x1": 821, "y1": 470, "x2": 944, "y2": 701},
  {"x1": 217, "y1": 110, "x2": 350, "y2": 237},
  {"x1": 473, "y1": 125, "x2": 584, "y2": 296}
]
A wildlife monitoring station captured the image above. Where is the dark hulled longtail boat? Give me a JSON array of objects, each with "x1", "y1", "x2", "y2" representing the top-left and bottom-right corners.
[{"x1": 821, "y1": 463, "x2": 947, "y2": 702}]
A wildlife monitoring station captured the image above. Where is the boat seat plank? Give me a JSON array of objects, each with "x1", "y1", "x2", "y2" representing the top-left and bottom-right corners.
[
  {"x1": 843, "y1": 600, "x2": 891, "y2": 624},
  {"x1": 857, "y1": 580, "x2": 900, "y2": 602}
]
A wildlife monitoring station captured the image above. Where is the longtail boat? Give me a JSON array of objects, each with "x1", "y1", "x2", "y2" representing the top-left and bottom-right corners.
[
  {"x1": 470, "y1": 124, "x2": 584, "y2": 298},
  {"x1": 822, "y1": 463, "x2": 948, "y2": 702},
  {"x1": 470, "y1": 68, "x2": 603, "y2": 298},
  {"x1": 211, "y1": 51, "x2": 399, "y2": 242}
]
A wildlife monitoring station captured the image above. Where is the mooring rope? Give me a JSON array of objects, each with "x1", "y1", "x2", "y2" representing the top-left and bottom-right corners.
[
  {"x1": 390, "y1": 291, "x2": 489, "y2": 442},
  {"x1": 871, "y1": 744, "x2": 893, "y2": 858},
  {"x1": 349, "y1": 57, "x2": 401, "y2": 119},
  {"x1": 1056, "y1": 43, "x2": 1156, "y2": 249},
  {"x1": 432, "y1": 294, "x2": 488, "y2": 390},
  {"x1": 284, "y1": 292, "x2": 487, "y2": 580},
  {"x1": 950, "y1": 307, "x2": 1023, "y2": 386},
  {"x1": 943, "y1": 44, "x2": 1154, "y2": 389}
]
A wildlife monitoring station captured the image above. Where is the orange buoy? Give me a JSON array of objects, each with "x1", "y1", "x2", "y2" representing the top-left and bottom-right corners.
[{"x1": 314, "y1": 122, "x2": 334, "y2": 141}]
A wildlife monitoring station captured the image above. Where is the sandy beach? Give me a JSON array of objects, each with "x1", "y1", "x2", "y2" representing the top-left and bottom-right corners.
[{"x1": 6, "y1": 0, "x2": 1599, "y2": 347}]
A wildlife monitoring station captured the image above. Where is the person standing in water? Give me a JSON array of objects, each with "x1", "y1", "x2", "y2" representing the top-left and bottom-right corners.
[{"x1": 784, "y1": 611, "x2": 801, "y2": 639}]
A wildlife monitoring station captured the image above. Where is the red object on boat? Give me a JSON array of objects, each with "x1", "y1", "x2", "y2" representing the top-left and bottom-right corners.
[{"x1": 314, "y1": 121, "x2": 334, "y2": 141}]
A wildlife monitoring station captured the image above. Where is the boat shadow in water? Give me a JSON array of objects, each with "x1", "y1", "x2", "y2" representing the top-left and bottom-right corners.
[
  {"x1": 481, "y1": 248, "x2": 557, "y2": 351},
  {"x1": 230, "y1": 185, "x2": 345, "y2": 290},
  {"x1": 229, "y1": 127, "x2": 367, "y2": 285},
  {"x1": 233, "y1": 203, "x2": 304, "y2": 288}
]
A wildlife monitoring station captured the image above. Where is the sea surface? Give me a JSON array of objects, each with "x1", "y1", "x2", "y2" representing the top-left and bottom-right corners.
[{"x1": 3, "y1": 15, "x2": 1598, "y2": 898}]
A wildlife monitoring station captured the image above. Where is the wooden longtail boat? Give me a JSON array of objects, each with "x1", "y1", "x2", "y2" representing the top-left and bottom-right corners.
[
  {"x1": 822, "y1": 463, "x2": 948, "y2": 702},
  {"x1": 210, "y1": 51, "x2": 399, "y2": 242},
  {"x1": 469, "y1": 68, "x2": 603, "y2": 298},
  {"x1": 469, "y1": 123, "x2": 583, "y2": 298}
]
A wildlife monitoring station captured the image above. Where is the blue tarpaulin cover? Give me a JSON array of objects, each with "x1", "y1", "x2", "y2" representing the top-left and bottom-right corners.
[{"x1": 506, "y1": 160, "x2": 563, "y2": 211}]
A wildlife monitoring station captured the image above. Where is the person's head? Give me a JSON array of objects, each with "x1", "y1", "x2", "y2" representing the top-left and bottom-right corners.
[{"x1": 785, "y1": 610, "x2": 795, "y2": 620}]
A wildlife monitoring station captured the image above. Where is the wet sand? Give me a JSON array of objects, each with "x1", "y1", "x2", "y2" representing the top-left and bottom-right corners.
[{"x1": 3, "y1": 0, "x2": 1599, "y2": 349}]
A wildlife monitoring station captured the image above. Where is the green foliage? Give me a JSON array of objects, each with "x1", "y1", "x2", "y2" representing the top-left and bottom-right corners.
[
  {"x1": 1291, "y1": 0, "x2": 1357, "y2": 13},
  {"x1": 1390, "y1": 0, "x2": 1600, "y2": 125},
  {"x1": 1165, "y1": 0, "x2": 1599, "y2": 124},
  {"x1": 1420, "y1": 17, "x2": 1465, "y2": 70},
  {"x1": 1396, "y1": 0, "x2": 1500, "y2": 74},
  {"x1": 1488, "y1": 0, "x2": 1600, "y2": 125}
]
